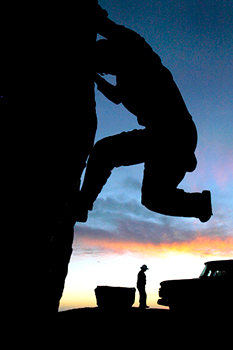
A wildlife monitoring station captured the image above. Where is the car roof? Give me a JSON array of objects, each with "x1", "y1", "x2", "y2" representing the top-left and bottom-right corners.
[{"x1": 205, "y1": 259, "x2": 233, "y2": 267}]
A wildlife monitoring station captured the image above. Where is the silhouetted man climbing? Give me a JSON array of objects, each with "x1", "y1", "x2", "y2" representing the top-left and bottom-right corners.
[
  {"x1": 137, "y1": 265, "x2": 149, "y2": 309},
  {"x1": 77, "y1": 25, "x2": 212, "y2": 223}
]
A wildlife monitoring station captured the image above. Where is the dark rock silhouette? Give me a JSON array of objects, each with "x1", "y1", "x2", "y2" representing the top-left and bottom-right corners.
[
  {"x1": 95, "y1": 286, "x2": 136, "y2": 308},
  {"x1": 77, "y1": 26, "x2": 213, "y2": 223},
  {"x1": 1, "y1": 1, "x2": 114, "y2": 330}
]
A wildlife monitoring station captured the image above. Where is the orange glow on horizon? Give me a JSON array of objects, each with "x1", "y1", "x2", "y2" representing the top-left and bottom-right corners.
[
  {"x1": 60, "y1": 235, "x2": 232, "y2": 311},
  {"x1": 75, "y1": 235, "x2": 233, "y2": 258}
]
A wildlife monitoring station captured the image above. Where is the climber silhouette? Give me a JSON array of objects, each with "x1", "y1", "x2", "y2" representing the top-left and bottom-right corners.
[{"x1": 76, "y1": 25, "x2": 213, "y2": 223}]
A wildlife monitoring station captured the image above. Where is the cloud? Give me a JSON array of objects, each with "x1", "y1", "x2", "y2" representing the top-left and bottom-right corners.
[
  {"x1": 121, "y1": 176, "x2": 142, "y2": 191},
  {"x1": 73, "y1": 227, "x2": 233, "y2": 259},
  {"x1": 73, "y1": 194, "x2": 233, "y2": 258},
  {"x1": 74, "y1": 168, "x2": 233, "y2": 257},
  {"x1": 92, "y1": 196, "x2": 163, "y2": 221}
]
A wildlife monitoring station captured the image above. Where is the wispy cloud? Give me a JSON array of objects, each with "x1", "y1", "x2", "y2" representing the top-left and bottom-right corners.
[
  {"x1": 121, "y1": 176, "x2": 142, "y2": 191},
  {"x1": 73, "y1": 192, "x2": 233, "y2": 258},
  {"x1": 74, "y1": 225, "x2": 233, "y2": 259}
]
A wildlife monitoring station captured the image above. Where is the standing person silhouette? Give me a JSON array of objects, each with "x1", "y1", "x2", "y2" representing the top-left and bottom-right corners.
[
  {"x1": 76, "y1": 26, "x2": 212, "y2": 223},
  {"x1": 137, "y1": 265, "x2": 149, "y2": 309}
]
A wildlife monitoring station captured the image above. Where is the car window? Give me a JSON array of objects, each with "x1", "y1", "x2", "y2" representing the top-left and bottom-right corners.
[
  {"x1": 200, "y1": 266, "x2": 207, "y2": 277},
  {"x1": 212, "y1": 270, "x2": 227, "y2": 277},
  {"x1": 200, "y1": 263, "x2": 233, "y2": 278}
]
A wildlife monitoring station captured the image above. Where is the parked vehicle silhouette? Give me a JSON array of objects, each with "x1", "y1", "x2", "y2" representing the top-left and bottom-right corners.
[{"x1": 158, "y1": 259, "x2": 233, "y2": 314}]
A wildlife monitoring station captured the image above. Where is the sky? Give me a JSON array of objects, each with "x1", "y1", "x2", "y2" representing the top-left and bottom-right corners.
[{"x1": 60, "y1": 0, "x2": 233, "y2": 310}]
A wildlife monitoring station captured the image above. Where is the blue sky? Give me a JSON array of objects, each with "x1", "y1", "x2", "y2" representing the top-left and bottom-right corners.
[{"x1": 60, "y1": 0, "x2": 233, "y2": 310}]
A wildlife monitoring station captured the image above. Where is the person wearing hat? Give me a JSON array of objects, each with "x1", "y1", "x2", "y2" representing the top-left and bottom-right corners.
[{"x1": 137, "y1": 265, "x2": 149, "y2": 309}]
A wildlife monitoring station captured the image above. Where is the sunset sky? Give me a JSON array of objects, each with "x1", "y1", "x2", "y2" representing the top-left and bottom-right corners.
[{"x1": 60, "y1": 0, "x2": 233, "y2": 310}]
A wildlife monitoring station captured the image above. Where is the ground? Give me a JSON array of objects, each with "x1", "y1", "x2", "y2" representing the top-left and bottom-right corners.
[
  {"x1": 56, "y1": 307, "x2": 231, "y2": 347},
  {"x1": 57, "y1": 307, "x2": 171, "y2": 347}
]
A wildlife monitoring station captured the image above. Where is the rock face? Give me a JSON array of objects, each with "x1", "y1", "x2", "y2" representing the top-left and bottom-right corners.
[
  {"x1": 95, "y1": 286, "x2": 136, "y2": 308},
  {"x1": 1, "y1": 1, "x2": 99, "y2": 323}
]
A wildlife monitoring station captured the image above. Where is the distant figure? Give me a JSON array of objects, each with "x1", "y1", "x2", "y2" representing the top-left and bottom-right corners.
[
  {"x1": 76, "y1": 26, "x2": 213, "y2": 223},
  {"x1": 137, "y1": 265, "x2": 149, "y2": 309}
]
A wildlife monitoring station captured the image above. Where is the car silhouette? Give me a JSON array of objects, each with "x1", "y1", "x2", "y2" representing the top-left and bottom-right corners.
[{"x1": 158, "y1": 259, "x2": 233, "y2": 314}]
